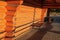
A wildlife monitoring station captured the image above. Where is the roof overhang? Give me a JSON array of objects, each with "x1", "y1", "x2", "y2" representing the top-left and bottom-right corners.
[
  {"x1": 1, "y1": 0, "x2": 60, "y2": 8},
  {"x1": 23, "y1": 0, "x2": 60, "y2": 8}
]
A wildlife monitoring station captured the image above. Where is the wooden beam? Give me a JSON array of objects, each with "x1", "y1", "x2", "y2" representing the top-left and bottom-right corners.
[{"x1": 23, "y1": 0, "x2": 60, "y2": 8}]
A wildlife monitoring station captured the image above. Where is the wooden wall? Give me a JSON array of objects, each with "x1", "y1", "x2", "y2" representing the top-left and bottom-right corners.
[
  {"x1": 14, "y1": 5, "x2": 47, "y2": 37},
  {"x1": 14, "y1": 5, "x2": 47, "y2": 27},
  {"x1": 0, "y1": 1, "x2": 47, "y2": 39},
  {"x1": 0, "y1": 1, "x2": 7, "y2": 39}
]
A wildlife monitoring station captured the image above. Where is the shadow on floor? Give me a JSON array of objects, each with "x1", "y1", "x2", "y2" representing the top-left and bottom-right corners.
[{"x1": 27, "y1": 23, "x2": 53, "y2": 40}]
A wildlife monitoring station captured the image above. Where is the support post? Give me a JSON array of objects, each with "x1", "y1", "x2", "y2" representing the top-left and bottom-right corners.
[
  {"x1": 3, "y1": 0, "x2": 23, "y2": 40},
  {"x1": 40, "y1": 8, "x2": 48, "y2": 23},
  {"x1": 46, "y1": 8, "x2": 50, "y2": 22}
]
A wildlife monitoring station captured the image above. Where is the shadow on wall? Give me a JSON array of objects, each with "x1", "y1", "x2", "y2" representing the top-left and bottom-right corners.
[{"x1": 27, "y1": 23, "x2": 53, "y2": 40}]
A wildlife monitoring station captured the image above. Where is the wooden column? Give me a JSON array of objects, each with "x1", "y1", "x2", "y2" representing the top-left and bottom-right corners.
[
  {"x1": 46, "y1": 8, "x2": 50, "y2": 22},
  {"x1": 40, "y1": 8, "x2": 48, "y2": 23},
  {"x1": 3, "y1": 0, "x2": 23, "y2": 40}
]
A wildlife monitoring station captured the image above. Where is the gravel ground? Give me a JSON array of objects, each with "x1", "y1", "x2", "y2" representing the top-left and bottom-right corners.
[{"x1": 41, "y1": 23, "x2": 60, "y2": 40}]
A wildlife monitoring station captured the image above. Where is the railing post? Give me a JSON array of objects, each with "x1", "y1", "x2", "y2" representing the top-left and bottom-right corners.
[{"x1": 46, "y1": 8, "x2": 49, "y2": 22}]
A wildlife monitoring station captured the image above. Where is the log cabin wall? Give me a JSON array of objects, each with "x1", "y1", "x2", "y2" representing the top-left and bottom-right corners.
[
  {"x1": 14, "y1": 5, "x2": 47, "y2": 38},
  {"x1": 0, "y1": 1, "x2": 7, "y2": 39},
  {"x1": 0, "y1": 1, "x2": 47, "y2": 40}
]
